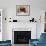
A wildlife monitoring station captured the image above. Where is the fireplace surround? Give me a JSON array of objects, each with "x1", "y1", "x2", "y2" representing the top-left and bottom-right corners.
[{"x1": 12, "y1": 28, "x2": 31, "y2": 44}]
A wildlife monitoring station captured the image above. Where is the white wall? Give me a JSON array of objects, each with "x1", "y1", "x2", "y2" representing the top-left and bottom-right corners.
[
  {"x1": 36, "y1": 10, "x2": 45, "y2": 39},
  {"x1": 2, "y1": 9, "x2": 8, "y2": 40},
  {"x1": 0, "y1": 0, "x2": 46, "y2": 11}
]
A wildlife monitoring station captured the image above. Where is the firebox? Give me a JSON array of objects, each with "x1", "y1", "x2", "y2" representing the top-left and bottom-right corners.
[{"x1": 14, "y1": 31, "x2": 31, "y2": 44}]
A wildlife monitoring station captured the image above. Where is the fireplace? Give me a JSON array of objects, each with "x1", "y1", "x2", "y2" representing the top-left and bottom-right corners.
[{"x1": 14, "y1": 31, "x2": 31, "y2": 44}]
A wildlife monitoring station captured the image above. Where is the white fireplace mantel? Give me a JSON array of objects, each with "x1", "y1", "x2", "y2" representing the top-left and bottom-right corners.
[
  {"x1": 12, "y1": 22, "x2": 37, "y2": 39},
  {"x1": 12, "y1": 28, "x2": 31, "y2": 31},
  {"x1": 6, "y1": 22, "x2": 37, "y2": 43}
]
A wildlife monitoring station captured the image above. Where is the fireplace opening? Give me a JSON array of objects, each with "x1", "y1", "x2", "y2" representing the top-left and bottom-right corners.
[{"x1": 14, "y1": 31, "x2": 31, "y2": 44}]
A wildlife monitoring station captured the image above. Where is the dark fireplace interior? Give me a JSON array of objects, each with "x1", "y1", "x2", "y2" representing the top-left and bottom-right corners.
[{"x1": 14, "y1": 31, "x2": 31, "y2": 44}]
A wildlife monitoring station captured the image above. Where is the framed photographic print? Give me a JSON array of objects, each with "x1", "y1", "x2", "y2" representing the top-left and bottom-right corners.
[{"x1": 16, "y1": 5, "x2": 30, "y2": 16}]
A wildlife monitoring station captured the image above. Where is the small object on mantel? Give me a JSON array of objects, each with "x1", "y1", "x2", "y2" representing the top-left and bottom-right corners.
[
  {"x1": 29, "y1": 20, "x2": 32, "y2": 22},
  {"x1": 5, "y1": 18, "x2": 6, "y2": 20},
  {"x1": 9, "y1": 21, "x2": 11, "y2": 22},
  {"x1": 29, "y1": 18, "x2": 35, "y2": 22},
  {"x1": 13, "y1": 20, "x2": 17, "y2": 22},
  {"x1": 32, "y1": 18, "x2": 34, "y2": 22},
  {"x1": 9, "y1": 18, "x2": 11, "y2": 19},
  {"x1": 35, "y1": 21, "x2": 37, "y2": 22}
]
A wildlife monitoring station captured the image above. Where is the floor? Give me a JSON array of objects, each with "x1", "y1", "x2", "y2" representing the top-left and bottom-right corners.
[{"x1": 12, "y1": 44, "x2": 29, "y2": 46}]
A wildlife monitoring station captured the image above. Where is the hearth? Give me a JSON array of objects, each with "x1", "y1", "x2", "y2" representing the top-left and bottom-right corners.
[{"x1": 14, "y1": 31, "x2": 31, "y2": 44}]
